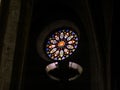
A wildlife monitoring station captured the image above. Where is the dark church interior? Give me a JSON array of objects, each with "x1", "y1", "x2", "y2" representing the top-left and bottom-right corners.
[{"x1": 0, "y1": 0, "x2": 119, "y2": 90}]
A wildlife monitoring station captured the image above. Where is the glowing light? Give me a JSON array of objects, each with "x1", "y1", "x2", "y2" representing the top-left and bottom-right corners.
[
  {"x1": 46, "y1": 29, "x2": 79, "y2": 60},
  {"x1": 58, "y1": 41, "x2": 65, "y2": 47}
]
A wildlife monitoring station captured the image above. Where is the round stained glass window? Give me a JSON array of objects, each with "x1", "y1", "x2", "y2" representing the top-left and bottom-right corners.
[{"x1": 46, "y1": 28, "x2": 79, "y2": 61}]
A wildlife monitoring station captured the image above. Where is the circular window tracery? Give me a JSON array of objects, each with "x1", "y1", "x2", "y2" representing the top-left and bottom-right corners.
[
  {"x1": 36, "y1": 20, "x2": 83, "y2": 81},
  {"x1": 46, "y1": 29, "x2": 79, "y2": 61}
]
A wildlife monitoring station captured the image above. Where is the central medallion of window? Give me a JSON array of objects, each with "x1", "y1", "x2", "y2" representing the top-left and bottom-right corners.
[{"x1": 46, "y1": 29, "x2": 79, "y2": 61}]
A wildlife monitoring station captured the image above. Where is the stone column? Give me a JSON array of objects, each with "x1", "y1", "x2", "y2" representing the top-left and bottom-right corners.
[{"x1": 0, "y1": 0, "x2": 21, "y2": 90}]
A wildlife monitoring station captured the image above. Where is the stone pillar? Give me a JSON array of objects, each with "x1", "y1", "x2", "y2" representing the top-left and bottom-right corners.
[{"x1": 0, "y1": 0, "x2": 21, "y2": 90}]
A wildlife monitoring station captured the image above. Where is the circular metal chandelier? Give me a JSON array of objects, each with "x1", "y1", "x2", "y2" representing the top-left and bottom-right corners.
[{"x1": 45, "y1": 61, "x2": 83, "y2": 81}]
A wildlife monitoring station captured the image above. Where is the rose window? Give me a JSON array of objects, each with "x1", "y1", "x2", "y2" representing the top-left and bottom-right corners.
[{"x1": 46, "y1": 28, "x2": 79, "y2": 61}]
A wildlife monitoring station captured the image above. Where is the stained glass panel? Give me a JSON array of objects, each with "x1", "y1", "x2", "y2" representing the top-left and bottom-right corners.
[{"x1": 46, "y1": 28, "x2": 79, "y2": 60}]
